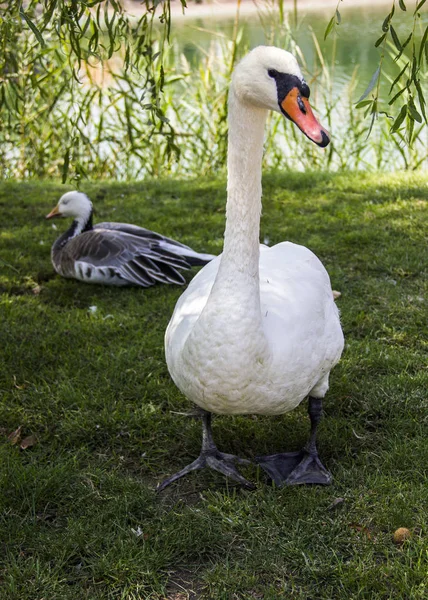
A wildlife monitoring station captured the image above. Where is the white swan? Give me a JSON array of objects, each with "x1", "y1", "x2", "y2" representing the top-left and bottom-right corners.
[{"x1": 158, "y1": 46, "x2": 344, "y2": 490}]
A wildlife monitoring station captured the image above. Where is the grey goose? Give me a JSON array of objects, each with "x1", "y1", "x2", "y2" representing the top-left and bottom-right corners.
[{"x1": 46, "y1": 191, "x2": 215, "y2": 287}]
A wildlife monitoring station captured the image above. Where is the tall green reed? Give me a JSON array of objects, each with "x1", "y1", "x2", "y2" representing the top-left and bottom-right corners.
[{"x1": 0, "y1": 4, "x2": 426, "y2": 181}]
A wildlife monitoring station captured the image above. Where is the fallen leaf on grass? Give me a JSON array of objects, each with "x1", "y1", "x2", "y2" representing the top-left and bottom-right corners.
[
  {"x1": 349, "y1": 523, "x2": 372, "y2": 539},
  {"x1": 332, "y1": 290, "x2": 341, "y2": 299},
  {"x1": 8, "y1": 426, "x2": 22, "y2": 445},
  {"x1": 327, "y1": 497, "x2": 344, "y2": 511},
  {"x1": 32, "y1": 285, "x2": 42, "y2": 295},
  {"x1": 20, "y1": 434, "x2": 37, "y2": 450},
  {"x1": 13, "y1": 375, "x2": 27, "y2": 389}
]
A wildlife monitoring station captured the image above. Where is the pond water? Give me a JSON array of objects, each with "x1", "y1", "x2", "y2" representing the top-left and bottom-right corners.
[{"x1": 172, "y1": 2, "x2": 427, "y2": 102}]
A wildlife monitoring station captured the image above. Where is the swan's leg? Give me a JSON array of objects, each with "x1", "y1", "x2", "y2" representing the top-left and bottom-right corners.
[
  {"x1": 157, "y1": 410, "x2": 255, "y2": 492},
  {"x1": 256, "y1": 397, "x2": 332, "y2": 487}
]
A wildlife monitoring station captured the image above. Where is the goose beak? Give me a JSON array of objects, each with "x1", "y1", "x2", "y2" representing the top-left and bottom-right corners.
[
  {"x1": 280, "y1": 87, "x2": 330, "y2": 147},
  {"x1": 45, "y1": 205, "x2": 61, "y2": 219}
]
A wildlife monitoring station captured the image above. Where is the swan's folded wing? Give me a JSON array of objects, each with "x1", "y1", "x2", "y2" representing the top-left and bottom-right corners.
[{"x1": 259, "y1": 242, "x2": 343, "y2": 370}]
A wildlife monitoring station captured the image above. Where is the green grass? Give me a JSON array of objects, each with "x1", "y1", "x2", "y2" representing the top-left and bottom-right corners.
[{"x1": 0, "y1": 173, "x2": 427, "y2": 599}]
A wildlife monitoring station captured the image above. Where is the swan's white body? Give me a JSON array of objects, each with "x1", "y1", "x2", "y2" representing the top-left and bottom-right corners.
[{"x1": 165, "y1": 46, "x2": 344, "y2": 419}]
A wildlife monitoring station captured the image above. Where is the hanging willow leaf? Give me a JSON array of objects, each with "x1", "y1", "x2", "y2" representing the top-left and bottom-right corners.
[
  {"x1": 415, "y1": 0, "x2": 427, "y2": 12},
  {"x1": 356, "y1": 66, "x2": 381, "y2": 103},
  {"x1": 391, "y1": 104, "x2": 408, "y2": 132},
  {"x1": 415, "y1": 80, "x2": 427, "y2": 122},
  {"x1": 324, "y1": 16, "x2": 335, "y2": 40},
  {"x1": 390, "y1": 62, "x2": 409, "y2": 93},
  {"x1": 336, "y1": 9, "x2": 341, "y2": 24},
  {"x1": 408, "y1": 98, "x2": 422, "y2": 122},
  {"x1": 418, "y1": 26, "x2": 428, "y2": 65},
  {"x1": 388, "y1": 86, "x2": 407, "y2": 105},
  {"x1": 375, "y1": 33, "x2": 387, "y2": 47},
  {"x1": 19, "y1": 8, "x2": 46, "y2": 47},
  {"x1": 62, "y1": 148, "x2": 70, "y2": 183},
  {"x1": 382, "y1": 14, "x2": 391, "y2": 32},
  {"x1": 356, "y1": 99, "x2": 373, "y2": 109},
  {"x1": 394, "y1": 32, "x2": 413, "y2": 62},
  {"x1": 382, "y1": 4, "x2": 394, "y2": 32},
  {"x1": 399, "y1": 0, "x2": 407, "y2": 9},
  {"x1": 390, "y1": 26, "x2": 402, "y2": 51}
]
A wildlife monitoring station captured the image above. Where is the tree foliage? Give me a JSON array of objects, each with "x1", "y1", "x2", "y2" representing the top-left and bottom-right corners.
[
  {"x1": 0, "y1": 0, "x2": 185, "y2": 181},
  {"x1": 326, "y1": 0, "x2": 428, "y2": 143}
]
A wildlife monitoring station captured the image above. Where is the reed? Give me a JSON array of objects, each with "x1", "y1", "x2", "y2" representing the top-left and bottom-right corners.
[{"x1": 0, "y1": 4, "x2": 426, "y2": 181}]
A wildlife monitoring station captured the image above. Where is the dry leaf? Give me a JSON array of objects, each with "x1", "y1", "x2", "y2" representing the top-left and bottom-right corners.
[
  {"x1": 349, "y1": 523, "x2": 372, "y2": 539},
  {"x1": 332, "y1": 290, "x2": 341, "y2": 300},
  {"x1": 32, "y1": 285, "x2": 42, "y2": 295},
  {"x1": 327, "y1": 497, "x2": 344, "y2": 511},
  {"x1": 20, "y1": 434, "x2": 37, "y2": 450},
  {"x1": 13, "y1": 375, "x2": 26, "y2": 390},
  {"x1": 8, "y1": 425, "x2": 22, "y2": 445}
]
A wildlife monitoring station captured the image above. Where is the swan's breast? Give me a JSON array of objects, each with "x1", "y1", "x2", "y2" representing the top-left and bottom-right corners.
[{"x1": 165, "y1": 243, "x2": 344, "y2": 416}]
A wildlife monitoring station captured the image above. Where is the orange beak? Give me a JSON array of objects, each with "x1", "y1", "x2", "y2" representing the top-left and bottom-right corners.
[
  {"x1": 45, "y1": 205, "x2": 61, "y2": 219},
  {"x1": 281, "y1": 87, "x2": 330, "y2": 147}
]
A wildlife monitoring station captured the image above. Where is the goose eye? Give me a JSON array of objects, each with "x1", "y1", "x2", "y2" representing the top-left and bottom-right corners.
[{"x1": 267, "y1": 69, "x2": 278, "y2": 78}]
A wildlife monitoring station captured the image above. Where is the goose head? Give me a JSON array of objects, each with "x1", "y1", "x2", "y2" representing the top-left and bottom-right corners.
[
  {"x1": 232, "y1": 45, "x2": 329, "y2": 147},
  {"x1": 46, "y1": 191, "x2": 93, "y2": 221}
]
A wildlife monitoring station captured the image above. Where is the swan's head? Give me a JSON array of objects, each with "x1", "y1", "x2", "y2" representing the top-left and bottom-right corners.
[
  {"x1": 232, "y1": 46, "x2": 329, "y2": 147},
  {"x1": 46, "y1": 191, "x2": 93, "y2": 220}
]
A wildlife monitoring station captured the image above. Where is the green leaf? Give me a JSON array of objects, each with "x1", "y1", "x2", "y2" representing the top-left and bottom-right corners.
[
  {"x1": 415, "y1": 0, "x2": 427, "y2": 11},
  {"x1": 324, "y1": 16, "x2": 335, "y2": 40},
  {"x1": 389, "y1": 62, "x2": 409, "y2": 93},
  {"x1": 336, "y1": 9, "x2": 341, "y2": 24},
  {"x1": 390, "y1": 26, "x2": 402, "y2": 51},
  {"x1": 391, "y1": 104, "x2": 407, "y2": 132},
  {"x1": 388, "y1": 86, "x2": 407, "y2": 105},
  {"x1": 19, "y1": 8, "x2": 45, "y2": 48},
  {"x1": 382, "y1": 4, "x2": 395, "y2": 32},
  {"x1": 62, "y1": 148, "x2": 71, "y2": 183},
  {"x1": 418, "y1": 26, "x2": 428, "y2": 65},
  {"x1": 407, "y1": 112, "x2": 415, "y2": 144},
  {"x1": 408, "y1": 99, "x2": 422, "y2": 122},
  {"x1": 375, "y1": 33, "x2": 387, "y2": 48},
  {"x1": 415, "y1": 80, "x2": 427, "y2": 122},
  {"x1": 399, "y1": 0, "x2": 406, "y2": 10},
  {"x1": 382, "y1": 14, "x2": 390, "y2": 32},
  {"x1": 394, "y1": 33, "x2": 412, "y2": 62},
  {"x1": 356, "y1": 66, "x2": 381, "y2": 103},
  {"x1": 356, "y1": 100, "x2": 373, "y2": 109}
]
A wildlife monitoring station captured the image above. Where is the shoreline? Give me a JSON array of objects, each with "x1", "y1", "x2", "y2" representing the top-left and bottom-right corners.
[
  {"x1": 124, "y1": 0, "x2": 391, "y2": 22},
  {"x1": 125, "y1": 0, "x2": 393, "y2": 21}
]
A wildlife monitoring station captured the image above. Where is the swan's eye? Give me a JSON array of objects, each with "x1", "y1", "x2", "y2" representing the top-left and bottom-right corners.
[
  {"x1": 267, "y1": 69, "x2": 278, "y2": 78},
  {"x1": 297, "y1": 95, "x2": 306, "y2": 114},
  {"x1": 301, "y1": 82, "x2": 310, "y2": 98}
]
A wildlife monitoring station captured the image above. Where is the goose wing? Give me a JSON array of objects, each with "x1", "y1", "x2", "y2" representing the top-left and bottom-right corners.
[
  {"x1": 62, "y1": 228, "x2": 191, "y2": 287},
  {"x1": 95, "y1": 222, "x2": 215, "y2": 266}
]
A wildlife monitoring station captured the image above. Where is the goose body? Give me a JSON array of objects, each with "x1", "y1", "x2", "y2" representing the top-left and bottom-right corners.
[
  {"x1": 46, "y1": 193, "x2": 214, "y2": 287},
  {"x1": 159, "y1": 46, "x2": 344, "y2": 491}
]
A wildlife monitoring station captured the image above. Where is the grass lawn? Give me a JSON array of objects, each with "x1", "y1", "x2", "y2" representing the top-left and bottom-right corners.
[{"x1": 0, "y1": 172, "x2": 427, "y2": 599}]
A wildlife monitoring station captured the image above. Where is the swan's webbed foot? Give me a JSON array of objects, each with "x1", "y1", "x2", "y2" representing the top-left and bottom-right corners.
[
  {"x1": 157, "y1": 411, "x2": 255, "y2": 492},
  {"x1": 256, "y1": 396, "x2": 332, "y2": 487},
  {"x1": 256, "y1": 449, "x2": 332, "y2": 487}
]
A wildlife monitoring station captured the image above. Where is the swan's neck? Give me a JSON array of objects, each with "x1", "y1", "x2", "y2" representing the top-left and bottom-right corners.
[{"x1": 213, "y1": 89, "x2": 267, "y2": 296}]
